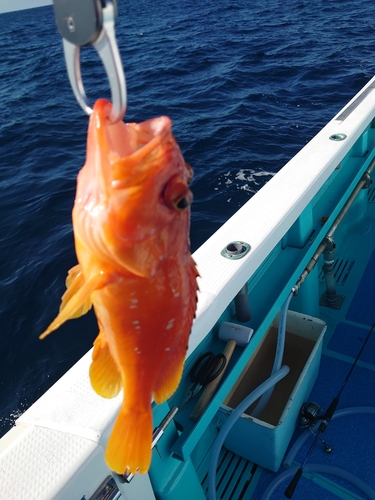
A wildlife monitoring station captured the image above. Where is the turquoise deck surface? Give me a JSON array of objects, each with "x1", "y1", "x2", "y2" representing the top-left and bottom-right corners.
[
  {"x1": 346, "y1": 246, "x2": 375, "y2": 325},
  {"x1": 197, "y1": 197, "x2": 375, "y2": 499},
  {"x1": 248, "y1": 201, "x2": 375, "y2": 498}
]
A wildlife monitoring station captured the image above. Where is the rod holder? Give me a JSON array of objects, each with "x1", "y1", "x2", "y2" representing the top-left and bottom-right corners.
[
  {"x1": 319, "y1": 239, "x2": 345, "y2": 309},
  {"x1": 234, "y1": 283, "x2": 251, "y2": 322}
]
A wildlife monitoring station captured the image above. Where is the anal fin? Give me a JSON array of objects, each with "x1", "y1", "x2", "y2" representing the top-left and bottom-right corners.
[
  {"x1": 153, "y1": 347, "x2": 186, "y2": 404},
  {"x1": 89, "y1": 328, "x2": 122, "y2": 398}
]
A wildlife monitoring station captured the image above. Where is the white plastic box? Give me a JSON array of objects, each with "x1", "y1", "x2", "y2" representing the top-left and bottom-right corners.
[{"x1": 219, "y1": 310, "x2": 326, "y2": 472}]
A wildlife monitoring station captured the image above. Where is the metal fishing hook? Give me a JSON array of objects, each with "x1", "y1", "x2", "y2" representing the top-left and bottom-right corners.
[{"x1": 53, "y1": 0, "x2": 126, "y2": 123}]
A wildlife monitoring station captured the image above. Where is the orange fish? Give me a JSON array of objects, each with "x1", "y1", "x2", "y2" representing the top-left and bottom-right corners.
[{"x1": 40, "y1": 99, "x2": 198, "y2": 475}]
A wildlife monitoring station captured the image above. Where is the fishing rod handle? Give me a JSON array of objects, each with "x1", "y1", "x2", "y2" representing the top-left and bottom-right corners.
[{"x1": 284, "y1": 467, "x2": 303, "y2": 498}]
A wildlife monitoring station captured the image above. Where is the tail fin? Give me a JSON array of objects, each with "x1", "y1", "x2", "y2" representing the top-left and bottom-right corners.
[{"x1": 105, "y1": 406, "x2": 152, "y2": 475}]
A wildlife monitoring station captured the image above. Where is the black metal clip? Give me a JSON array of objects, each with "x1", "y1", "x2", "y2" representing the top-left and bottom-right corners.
[{"x1": 53, "y1": 0, "x2": 126, "y2": 123}]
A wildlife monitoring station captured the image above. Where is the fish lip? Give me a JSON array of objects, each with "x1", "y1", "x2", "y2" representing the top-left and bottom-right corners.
[{"x1": 94, "y1": 99, "x2": 173, "y2": 160}]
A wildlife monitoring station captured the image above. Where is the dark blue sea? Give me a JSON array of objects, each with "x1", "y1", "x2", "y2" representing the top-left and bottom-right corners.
[{"x1": 1, "y1": 0, "x2": 375, "y2": 438}]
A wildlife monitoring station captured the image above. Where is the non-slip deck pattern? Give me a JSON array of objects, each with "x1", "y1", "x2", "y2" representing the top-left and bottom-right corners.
[
  {"x1": 200, "y1": 449, "x2": 262, "y2": 500},
  {"x1": 326, "y1": 322, "x2": 375, "y2": 367}
]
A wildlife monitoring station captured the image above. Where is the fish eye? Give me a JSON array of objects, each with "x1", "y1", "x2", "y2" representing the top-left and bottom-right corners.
[
  {"x1": 175, "y1": 196, "x2": 190, "y2": 211},
  {"x1": 163, "y1": 176, "x2": 192, "y2": 211}
]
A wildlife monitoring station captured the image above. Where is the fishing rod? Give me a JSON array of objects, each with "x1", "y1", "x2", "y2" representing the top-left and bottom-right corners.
[{"x1": 284, "y1": 318, "x2": 375, "y2": 498}]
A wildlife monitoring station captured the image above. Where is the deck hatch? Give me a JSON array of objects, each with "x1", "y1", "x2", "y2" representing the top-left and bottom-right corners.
[
  {"x1": 319, "y1": 258, "x2": 354, "y2": 286},
  {"x1": 201, "y1": 449, "x2": 260, "y2": 499}
]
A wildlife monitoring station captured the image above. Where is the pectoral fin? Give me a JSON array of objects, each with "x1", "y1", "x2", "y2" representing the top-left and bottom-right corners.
[
  {"x1": 40, "y1": 268, "x2": 109, "y2": 340},
  {"x1": 59, "y1": 264, "x2": 93, "y2": 319},
  {"x1": 89, "y1": 327, "x2": 122, "y2": 398}
]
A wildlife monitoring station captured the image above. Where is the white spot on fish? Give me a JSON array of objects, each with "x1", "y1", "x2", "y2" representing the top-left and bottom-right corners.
[
  {"x1": 174, "y1": 292, "x2": 180, "y2": 298},
  {"x1": 166, "y1": 318, "x2": 175, "y2": 330},
  {"x1": 134, "y1": 347, "x2": 142, "y2": 354},
  {"x1": 132, "y1": 320, "x2": 140, "y2": 325},
  {"x1": 85, "y1": 200, "x2": 95, "y2": 212},
  {"x1": 130, "y1": 298, "x2": 138, "y2": 310},
  {"x1": 165, "y1": 347, "x2": 171, "y2": 351}
]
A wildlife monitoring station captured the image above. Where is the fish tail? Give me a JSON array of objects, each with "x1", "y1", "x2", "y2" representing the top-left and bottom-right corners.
[{"x1": 105, "y1": 405, "x2": 152, "y2": 475}]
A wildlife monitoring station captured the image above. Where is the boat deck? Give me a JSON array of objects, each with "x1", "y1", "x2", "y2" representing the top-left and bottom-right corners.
[{"x1": 200, "y1": 190, "x2": 375, "y2": 499}]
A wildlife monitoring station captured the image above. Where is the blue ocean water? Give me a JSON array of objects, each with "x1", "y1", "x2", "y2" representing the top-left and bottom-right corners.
[{"x1": 1, "y1": 0, "x2": 375, "y2": 437}]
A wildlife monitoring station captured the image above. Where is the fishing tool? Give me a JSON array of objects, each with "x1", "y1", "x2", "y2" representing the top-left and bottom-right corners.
[
  {"x1": 298, "y1": 402, "x2": 332, "y2": 453},
  {"x1": 190, "y1": 322, "x2": 253, "y2": 421},
  {"x1": 299, "y1": 402, "x2": 322, "y2": 428},
  {"x1": 52, "y1": 0, "x2": 126, "y2": 123},
  {"x1": 180, "y1": 351, "x2": 227, "y2": 410},
  {"x1": 284, "y1": 318, "x2": 375, "y2": 498}
]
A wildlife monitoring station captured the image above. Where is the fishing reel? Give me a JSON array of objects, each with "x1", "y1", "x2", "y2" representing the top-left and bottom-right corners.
[
  {"x1": 299, "y1": 401, "x2": 332, "y2": 453},
  {"x1": 299, "y1": 401, "x2": 322, "y2": 428}
]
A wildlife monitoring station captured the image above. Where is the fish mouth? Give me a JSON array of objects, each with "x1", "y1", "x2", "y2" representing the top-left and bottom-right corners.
[{"x1": 94, "y1": 99, "x2": 173, "y2": 168}]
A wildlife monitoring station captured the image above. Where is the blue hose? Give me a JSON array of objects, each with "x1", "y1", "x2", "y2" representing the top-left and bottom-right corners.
[
  {"x1": 260, "y1": 464, "x2": 375, "y2": 500},
  {"x1": 283, "y1": 406, "x2": 375, "y2": 467},
  {"x1": 207, "y1": 365, "x2": 290, "y2": 500},
  {"x1": 252, "y1": 292, "x2": 293, "y2": 418},
  {"x1": 260, "y1": 407, "x2": 375, "y2": 499}
]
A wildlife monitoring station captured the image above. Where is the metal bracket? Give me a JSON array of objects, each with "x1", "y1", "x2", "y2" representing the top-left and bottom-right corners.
[{"x1": 53, "y1": 0, "x2": 126, "y2": 122}]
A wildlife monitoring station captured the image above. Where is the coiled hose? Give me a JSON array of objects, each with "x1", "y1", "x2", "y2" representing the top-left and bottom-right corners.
[
  {"x1": 261, "y1": 406, "x2": 375, "y2": 499},
  {"x1": 260, "y1": 464, "x2": 375, "y2": 499},
  {"x1": 207, "y1": 365, "x2": 290, "y2": 500}
]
